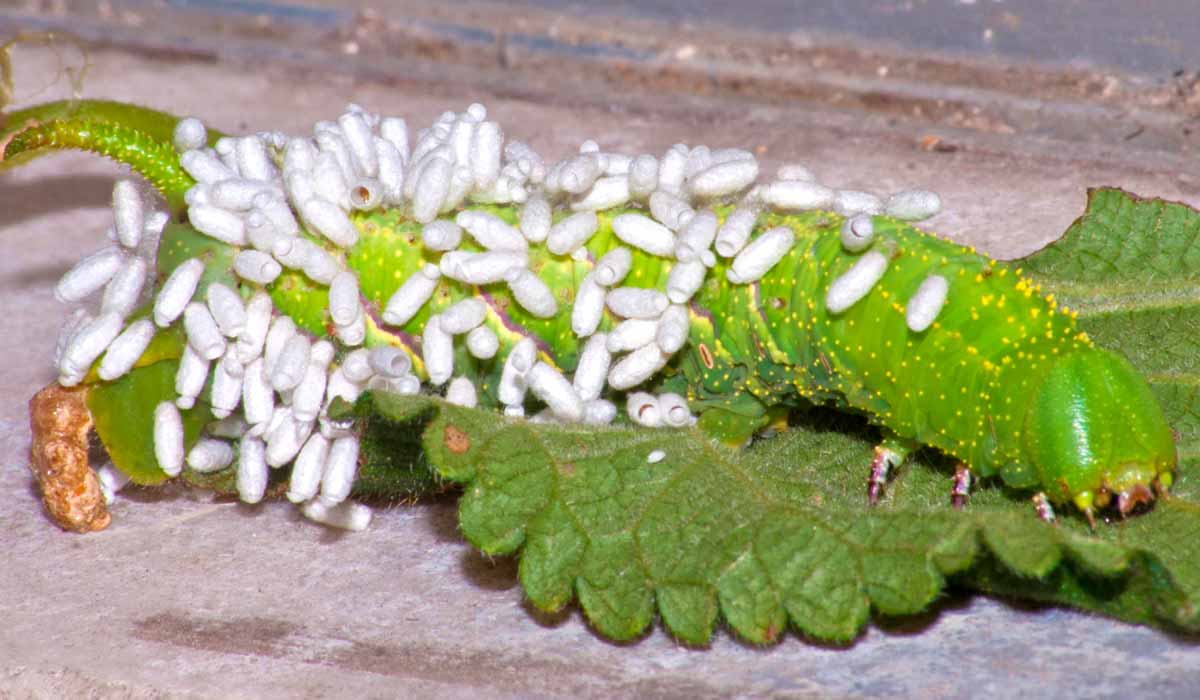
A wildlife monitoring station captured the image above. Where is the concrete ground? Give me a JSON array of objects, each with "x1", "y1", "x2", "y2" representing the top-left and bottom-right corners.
[{"x1": 1, "y1": 3, "x2": 1199, "y2": 698}]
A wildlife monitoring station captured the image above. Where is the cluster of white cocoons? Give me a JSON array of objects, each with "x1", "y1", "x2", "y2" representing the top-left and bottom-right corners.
[{"x1": 52, "y1": 101, "x2": 944, "y2": 532}]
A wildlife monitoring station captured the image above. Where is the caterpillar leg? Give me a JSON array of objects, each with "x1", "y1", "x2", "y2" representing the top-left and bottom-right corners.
[
  {"x1": 1032, "y1": 492, "x2": 1056, "y2": 524},
  {"x1": 951, "y1": 464, "x2": 973, "y2": 510},
  {"x1": 866, "y1": 435, "x2": 914, "y2": 505}
]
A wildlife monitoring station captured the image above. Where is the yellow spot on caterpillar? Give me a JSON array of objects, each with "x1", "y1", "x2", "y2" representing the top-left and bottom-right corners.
[
  {"x1": 1030, "y1": 308, "x2": 1041, "y2": 319},
  {"x1": 981, "y1": 295, "x2": 994, "y2": 307}
]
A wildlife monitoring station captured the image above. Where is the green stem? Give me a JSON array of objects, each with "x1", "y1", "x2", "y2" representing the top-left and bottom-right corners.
[{"x1": 1, "y1": 99, "x2": 221, "y2": 216}]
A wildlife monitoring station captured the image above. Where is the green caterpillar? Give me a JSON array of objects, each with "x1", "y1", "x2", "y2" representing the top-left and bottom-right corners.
[{"x1": 16, "y1": 99, "x2": 1175, "y2": 529}]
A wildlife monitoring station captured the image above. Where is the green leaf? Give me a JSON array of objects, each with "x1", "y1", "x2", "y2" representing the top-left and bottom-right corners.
[{"x1": 358, "y1": 391, "x2": 1200, "y2": 644}]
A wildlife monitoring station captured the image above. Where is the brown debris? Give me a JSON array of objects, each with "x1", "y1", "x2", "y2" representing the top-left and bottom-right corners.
[{"x1": 28, "y1": 382, "x2": 110, "y2": 533}]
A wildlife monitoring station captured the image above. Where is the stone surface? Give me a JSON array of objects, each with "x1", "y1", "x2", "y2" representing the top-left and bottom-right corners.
[{"x1": 2, "y1": 11, "x2": 1200, "y2": 698}]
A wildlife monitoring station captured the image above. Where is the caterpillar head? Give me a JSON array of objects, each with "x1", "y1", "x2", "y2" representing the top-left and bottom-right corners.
[{"x1": 1023, "y1": 347, "x2": 1176, "y2": 521}]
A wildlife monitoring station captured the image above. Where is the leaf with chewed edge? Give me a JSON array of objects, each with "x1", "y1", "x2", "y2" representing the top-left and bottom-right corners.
[{"x1": 358, "y1": 390, "x2": 1200, "y2": 645}]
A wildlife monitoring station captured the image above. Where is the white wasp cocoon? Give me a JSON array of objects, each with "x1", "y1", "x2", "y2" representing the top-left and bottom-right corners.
[
  {"x1": 826, "y1": 250, "x2": 890, "y2": 313},
  {"x1": 612, "y1": 213, "x2": 676, "y2": 257},
  {"x1": 498, "y1": 337, "x2": 537, "y2": 406},
  {"x1": 688, "y1": 158, "x2": 759, "y2": 198},
  {"x1": 272, "y1": 334, "x2": 312, "y2": 392},
  {"x1": 292, "y1": 344, "x2": 333, "y2": 423},
  {"x1": 100, "y1": 257, "x2": 147, "y2": 319},
  {"x1": 300, "y1": 244, "x2": 340, "y2": 286},
  {"x1": 593, "y1": 247, "x2": 633, "y2": 287},
  {"x1": 666, "y1": 259, "x2": 706, "y2": 304},
  {"x1": 285, "y1": 169, "x2": 319, "y2": 210},
  {"x1": 840, "y1": 215, "x2": 875, "y2": 252},
  {"x1": 207, "y1": 415, "x2": 249, "y2": 439},
  {"x1": 154, "y1": 258, "x2": 205, "y2": 327},
  {"x1": 606, "y1": 318, "x2": 658, "y2": 353},
  {"x1": 375, "y1": 137, "x2": 406, "y2": 205},
  {"x1": 886, "y1": 189, "x2": 942, "y2": 221},
  {"x1": 470, "y1": 121, "x2": 503, "y2": 189},
  {"x1": 519, "y1": 195, "x2": 552, "y2": 243},
  {"x1": 507, "y1": 269, "x2": 558, "y2": 318},
  {"x1": 56, "y1": 246, "x2": 124, "y2": 303},
  {"x1": 571, "y1": 274, "x2": 607, "y2": 338},
  {"x1": 173, "y1": 117, "x2": 207, "y2": 152},
  {"x1": 456, "y1": 210, "x2": 527, "y2": 252},
  {"x1": 761, "y1": 180, "x2": 835, "y2": 211},
  {"x1": 684, "y1": 145, "x2": 713, "y2": 178},
  {"x1": 349, "y1": 179, "x2": 385, "y2": 213},
  {"x1": 315, "y1": 132, "x2": 355, "y2": 188},
  {"x1": 97, "y1": 463, "x2": 131, "y2": 505},
  {"x1": 572, "y1": 175, "x2": 630, "y2": 211},
  {"x1": 320, "y1": 436, "x2": 360, "y2": 506},
  {"x1": 325, "y1": 367, "x2": 365, "y2": 408},
  {"x1": 657, "y1": 144, "x2": 689, "y2": 194},
  {"x1": 338, "y1": 111, "x2": 378, "y2": 177},
  {"x1": 112, "y1": 180, "x2": 144, "y2": 249},
  {"x1": 649, "y1": 190, "x2": 695, "y2": 231},
  {"x1": 186, "y1": 437, "x2": 235, "y2": 475},
  {"x1": 97, "y1": 318, "x2": 155, "y2": 381},
  {"x1": 210, "y1": 359, "x2": 244, "y2": 419},
  {"x1": 53, "y1": 309, "x2": 91, "y2": 370},
  {"x1": 582, "y1": 399, "x2": 617, "y2": 425},
  {"x1": 422, "y1": 219, "x2": 462, "y2": 251},
  {"x1": 546, "y1": 211, "x2": 599, "y2": 255},
  {"x1": 422, "y1": 315, "x2": 454, "y2": 386},
  {"x1": 284, "y1": 136, "x2": 316, "y2": 173},
  {"x1": 255, "y1": 193, "x2": 301, "y2": 238},
  {"x1": 628, "y1": 154, "x2": 659, "y2": 199},
  {"x1": 340, "y1": 348, "x2": 373, "y2": 383},
  {"x1": 504, "y1": 404, "x2": 526, "y2": 418},
  {"x1": 558, "y1": 154, "x2": 602, "y2": 194},
  {"x1": 675, "y1": 210, "x2": 719, "y2": 262},
  {"x1": 606, "y1": 287, "x2": 669, "y2": 319},
  {"x1": 211, "y1": 178, "x2": 273, "y2": 211},
  {"x1": 237, "y1": 436, "x2": 268, "y2": 504},
  {"x1": 180, "y1": 149, "x2": 235, "y2": 184},
  {"x1": 368, "y1": 345, "x2": 412, "y2": 377},
  {"x1": 411, "y1": 157, "x2": 453, "y2": 224},
  {"x1": 242, "y1": 357, "x2": 275, "y2": 428},
  {"x1": 656, "y1": 304, "x2": 690, "y2": 354},
  {"x1": 527, "y1": 362, "x2": 584, "y2": 423},
  {"x1": 626, "y1": 392, "x2": 663, "y2": 427},
  {"x1": 263, "y1": 315, "x2": 296, "y2": 375},
  {"x1": 300, "y1": 197, "x2": 358, "y2": 248},
  {"x1": 608, "y1": 343, "x2": 667, "y2": 390},
  {"x1": 906, "y1": 274, "x2": 950, "y2": 333},
  {"x1": 647, "y1": 449, "x2": 667, "y2": 464},
  {"x1": 175, "y1": 344, "x2": 210, "y2": 405},
  {"x1": 368, "y1": 374, "x2": 422, "y2": 396},
  {"x1": 505, "y1": 140, "x2": 545, "y2": 184},
  {"x1": 189, "y1": 204, "x2": 247, "y2": 246},
  {"x1": 236, "y1": 136, "x2": 275, "y2": 182},
  {"x1": 466, "y1": 325, "x2": 499, "y2": 359},
  {"x1": 446, "y1": 376, "x2": 479, "y2": 408},
  {"x1": 439, "y1": 250, "x2": 526, "y2": 285},
  {"x1": 234, "y1": 249, "x2": 283, "y2": 285},
  {"x1": 183, "y1": 302, "x2": 226, "y2": 360},
  {"x1": 440, "y1": 297, "x2": 488, "y2": 334},
  {"x1": 382, "y1": 263, "x2": 441, "y2": 326},
  {"x1": 380, "y1": 116, "x2": 410, "y2": 164},
  {"x1": 267, "y1": 412, "x2": 313, "y2": 468},
  {"x1": 657, "y1": 392, "x2": 694, "y2": 427},
  {"x1": 328, "y1": 271, "x2": 361, "y2": 326},
  {"x1": 834, "y1": 190, "x2": 883, "y2": 217},
  {"x1": 715, "y1": 205, "x2": 759, "y2": 258},
  {"x1": 303, "y1": 499, "x2": 372, "y2": 532},
  {"x1": 59, "y1": 312, "x2": 123, "y2": 383},
  {"x1": 206, "y1": 282, "x2": 247, "y2": 337},
  {"x1": 727, "y1": 226, "x2": 795, "y2": 284},
  {"x1": 572, "y1": 333, "x2": 611, "y2": 402},
  {"x1": 777, "y1": 163, "x2": 815, "y2": 181},
  {"x1": 287, "y1": 433, "x2": 330, "y2": 504},
  {"x1": 153, "y1": 401, "x2": 185, "y2": 477}
]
